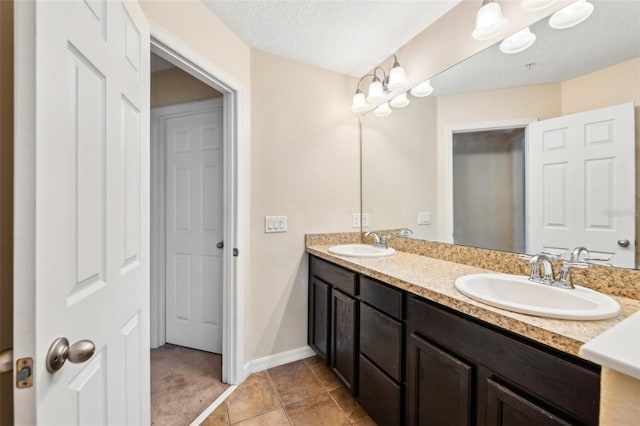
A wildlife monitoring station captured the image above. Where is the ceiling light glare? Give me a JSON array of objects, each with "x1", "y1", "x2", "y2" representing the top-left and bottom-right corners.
[
  {"x1": 472, "y1": 1, "x2": 509, "y2": 41},
  {"x1": 390, "y1": 92, "x2": 410, "y2": 108},
  {"x1": 410, "y1": 80, "x2": 434, "y2": 97},
  {"x1": 499, "y1": 27, "x2": 536, "y2": 54},
  {"x1": 549, "y1": 0, "x2": 594, "y2": 29},
  {"x1": 374, "y1": 102, "x2": 392, "y2": 117},
  {"x1": 522, "y1": 0, "x2": 556, "y2": 11},
  {"x1": 350, "y1": 90, "x2": 368, "y2": 113}
]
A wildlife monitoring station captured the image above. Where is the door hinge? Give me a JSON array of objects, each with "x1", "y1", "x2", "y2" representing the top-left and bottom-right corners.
[
  {"x1": 16, "y1": 357, "x2": 33, "y2": 388},
  {"x1": 233, "y1": 248, "x2": 239, "y2": 257}
]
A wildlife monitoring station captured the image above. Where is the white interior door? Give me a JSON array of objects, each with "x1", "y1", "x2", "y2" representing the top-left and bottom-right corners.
[
  {"x1": 164, "y1": 100, "x2": 224, "y2": 353},
  {"x1": 14, "y1": 1, "x2": 150, "y2": 424},
  {"x1": 527, "y1": 102, "x2": 635, "y2": 268}
]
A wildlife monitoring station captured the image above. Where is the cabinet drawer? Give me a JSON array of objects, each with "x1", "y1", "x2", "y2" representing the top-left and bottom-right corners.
[
  {"x1": 358, "y1": 354, "x2": 402, "y2": 426},
  {"x1": 360, "y1": 303, "x2": 403, "y2": 382},
  {"x1": 360, "y1": 276, "x2": 403, "y2": 319},
  {"x1": 310, "y1": 256, "x2": 357, "y2": 296}
]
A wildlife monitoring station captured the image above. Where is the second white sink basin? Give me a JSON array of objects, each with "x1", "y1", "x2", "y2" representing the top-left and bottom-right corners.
[
  {"x1": 454, "y1": 273, "x2": 620, "y2": 320},
  {"x1": 328, "y1": 244, "x2": 395, "y2": 258}
]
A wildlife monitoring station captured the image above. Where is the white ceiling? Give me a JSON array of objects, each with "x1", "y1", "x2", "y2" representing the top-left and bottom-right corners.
[{"x1": 203, "y1": 0, "x2": 462, "y2": 77}]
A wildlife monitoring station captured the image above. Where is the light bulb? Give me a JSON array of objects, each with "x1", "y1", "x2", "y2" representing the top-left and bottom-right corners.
[
  {"x1": 549, "y1": 0, "x2": 594, "y2": 29},
  {"x1": 350, "y1": 91, "x2": 368, "y2": 112},
  {"x1": 499, "y1": 27, "x2": 536, "y2": 54},
  {"x1": 367, "y1": 79, "x2": 384, "y2": 103},
  {"x1": 472, "y1": 1, "x2": 509, "y2": 41},
  {"x1": 410, "y1": 80, "x2": 434, "y2": 97},
  {"x1": 374, "y1": 102, "x2": 392, "y2": 117},
  {"x1": 390, "y1": 92, "x2": 410, "y2": 108},
  {"x1": 388, "y1": 65, "x2": 407, "y2": 90}
]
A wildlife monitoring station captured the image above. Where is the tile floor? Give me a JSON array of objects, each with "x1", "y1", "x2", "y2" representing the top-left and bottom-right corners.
[{"x1": 200, "y1": 356, "x2": 377, "y2": 426}]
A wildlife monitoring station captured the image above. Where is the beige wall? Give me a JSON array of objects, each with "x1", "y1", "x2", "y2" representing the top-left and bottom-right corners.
[
  {"x1": 0, "y1": 0, "x2": 13, "y2": 423},
  {"x1": 599, "y1": 368, "x2": 640, "y2": 424},
  {"x1": 151, "y1": 67, "x2": 221, "y2": 108},
  {"x1": 249, "y1": 49, "x2": 358, "y2": 360},
  {"x1": 141, "y1": 1, "x2": 359, "y2": 364},
  {"x1": 362, "y1": 96, "x2": 438, "y2": 241}
]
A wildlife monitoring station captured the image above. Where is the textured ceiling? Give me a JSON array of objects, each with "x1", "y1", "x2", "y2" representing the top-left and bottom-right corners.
[
  {"x1": 431, "y1": 0, "x2": 640, "y2": 96},
  {"x1": 204, "y1": 0, "x2": 462, "y2": 77}
]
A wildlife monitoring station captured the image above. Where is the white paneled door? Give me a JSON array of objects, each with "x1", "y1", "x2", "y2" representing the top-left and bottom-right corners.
[
  {"x1": 527, "y1": 103, "x2": 635, "y2": 268},
  {"x1": 164, "y1": 100, "x2": 224, "y2": 353},
  {"x1": 14, "y1": 0, "x2": 150, "y2": 424}
]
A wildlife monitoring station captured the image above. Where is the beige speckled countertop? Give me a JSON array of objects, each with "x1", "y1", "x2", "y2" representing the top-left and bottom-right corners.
[{"x1": 307, "y1": 245, "x2": 640, "y2": 358}]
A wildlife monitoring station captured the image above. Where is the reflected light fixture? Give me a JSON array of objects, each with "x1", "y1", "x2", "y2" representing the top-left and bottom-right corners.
[
  {"x1": 374, "y1": 102, "x2": 392, "y2": 117},
  {"x1": 367, "y1": 69, "x2": 386, "y2": 103},
  {"x1": 390, "y1": 92, "x2": 410, "y2": 108},
  {"x1": 499, "y1": 27, "x2": 536, "y2": 54},
  {"x1": 549, "y1": 0, "x2": 594, "y2": 29},
  {"x1": 472, "y1": 0, "x2": 509, "y2": 41},
  {"x1": 522, "y1": 0, "x2": 556, "y2": 11},
  {"x1": 410, "y1": 80, "x2": 434, "y2": 97}
]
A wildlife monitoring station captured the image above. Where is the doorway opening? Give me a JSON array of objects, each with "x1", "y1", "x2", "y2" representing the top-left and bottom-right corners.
[
  {"x1": 148, "y1": 31, "x2": 242, "y2": 423},
  {"x1": 445, "y1": 119, "x2": 535, "y2": 252}
]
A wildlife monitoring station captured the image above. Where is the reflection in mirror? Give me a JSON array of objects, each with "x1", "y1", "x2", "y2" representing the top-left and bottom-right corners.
[{"x1": 361, "y1": 0, "x2": 640, "y2": 269}]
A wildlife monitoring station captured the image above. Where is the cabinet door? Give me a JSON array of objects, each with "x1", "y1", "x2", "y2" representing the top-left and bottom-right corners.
[
  {"x1": 407, "y1": 333, "x2": 473, "y2": 426},
  {"x1": 309, "y1": 277, "x2": 331, "y2": 363},
  {"x1": 486, "y1": 379, "x2": 572, "y2": 426},
  {"x1": 332, "y1": 288, "x2": 358, "y2": 393}
]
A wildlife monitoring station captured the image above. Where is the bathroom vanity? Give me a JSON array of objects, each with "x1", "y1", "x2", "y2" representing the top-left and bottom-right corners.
[{"x1": 307, "y1": 246, "x2": 640, "y2": 426}]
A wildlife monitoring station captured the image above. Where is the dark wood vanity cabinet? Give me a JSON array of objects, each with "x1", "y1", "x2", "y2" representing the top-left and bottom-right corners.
[
  {"x1": 308, "y1": 256, "x2": 358, "y2": 392},
  {"x1": 358, "y1": 277, "x2": 405, "y2": 426},
  {"x1": 407, "y1": 296, "x2": 600, "y2": 426},
  {"x1": 308, "y1": 255, "x2": 601, "y2": 426}
]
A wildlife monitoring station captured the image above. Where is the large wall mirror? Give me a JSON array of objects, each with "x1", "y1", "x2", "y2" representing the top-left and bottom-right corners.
[{"x1": 361, "y1": 0, "x2": 640, "y2": 269}]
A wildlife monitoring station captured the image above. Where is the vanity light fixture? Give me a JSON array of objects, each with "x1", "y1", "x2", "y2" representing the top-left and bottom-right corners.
[
  {"x1": 472, "y1": 0, "x2": 509, "y2": 41},
  {"x1": 350, "y1": 54, "x2": 407, "y2": 113},
  {"x1": 410, "y1": 80, "x2": 434, "y2": 97},
  {"x1": 374, "y1": 102, "x2": 392, "y2": 117},
  {"x1": 549, "y1": 0, "x2": 594, "y2": 29},
  {"x1": 522, "y1": 0, "x2": 556, "y2": 11},
  {"x1": 499, "y1": 27, "x2": 536, "y2": 54},
  {"x1": 390, "y1": 92, "x2": 410, "y2": 108},
  {"x1": 387, "y1": 55, "x2": 407, "y2": 90}
]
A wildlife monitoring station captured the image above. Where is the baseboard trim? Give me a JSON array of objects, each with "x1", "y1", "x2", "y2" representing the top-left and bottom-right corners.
[{"x1": 243, "y1": 345, "x2": 315, "y2": 378}]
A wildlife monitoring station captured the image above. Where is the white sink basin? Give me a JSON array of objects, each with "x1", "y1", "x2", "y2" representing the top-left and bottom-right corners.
[
  {"x1": 454, "y1": 273, "x2": 620, "y2": 320},
  {"x1": 328, "y1": 244, "x2": 395, "y2": 258}
]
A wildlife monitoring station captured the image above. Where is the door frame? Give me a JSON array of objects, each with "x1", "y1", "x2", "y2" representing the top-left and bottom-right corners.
[
  {"x1": 150, "y1": 97, "x2": 223, "y2": 351},
  {"x1": 444, "y1": 118, "x2": 536, "y2": 244},
  {"x1": 149, "y1": 22, "x2": 245, "y2": 385}
]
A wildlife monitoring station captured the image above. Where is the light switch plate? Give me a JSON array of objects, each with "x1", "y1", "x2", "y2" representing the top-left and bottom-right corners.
[
  {"x1": 362, "y1": 213, "x2": 369, "y2": 227},
  {"x1": 352, "y1": 213, "x2": 361, "y2": 228},
  {"x1": 418, "y1": 212, "x2": 431, "y2": 225},
  {"x1": 265, "y1": 216, "x2": 287, "y2": 233}
]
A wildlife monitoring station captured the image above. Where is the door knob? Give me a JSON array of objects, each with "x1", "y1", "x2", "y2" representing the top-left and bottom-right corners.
[
  {"x1": 0, "y1": 349, "x2": 12, "y2": 374},
  {"x1": 46, "y1": 337, "x2": 95, "y2": 373},
  {"x1": 617, "y1": 239, "x2": 630, "y2": 248}
]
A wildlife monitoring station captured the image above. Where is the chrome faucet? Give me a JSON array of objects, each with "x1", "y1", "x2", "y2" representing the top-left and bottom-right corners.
[
  {"x1": 364, "y1": 231, "x2": 383, "y2": 248},
  {"x1": 365, "y1": 228, "x2": 413, "y2": 249},
  {"x1": 528, "y1": 254, "x2": 556, "y2": 285}
]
